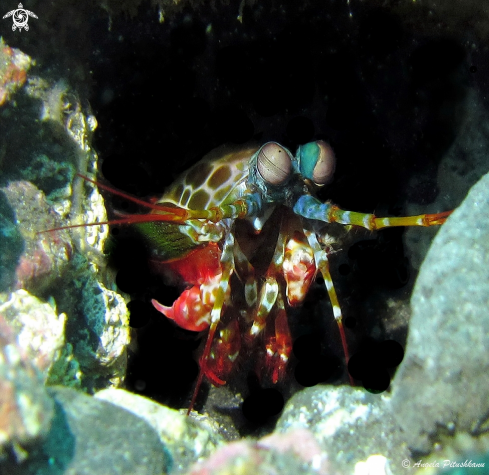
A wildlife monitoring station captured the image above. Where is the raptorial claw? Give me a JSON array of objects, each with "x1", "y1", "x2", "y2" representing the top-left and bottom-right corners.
[
  {"x1": 152, "y1": 288, "x2": 211, "y2": 332},
  {"x1": 151, "y1": 243, "x2": 225, "y2": 332},
  {"x1": 283, "y1": 233, "x2": 317, "y2": 306},
  {"x1": 201, "y1": 319, "x2": 241, "y2": 386},
  {"x1": 264, "y1": 297, "x2": 292, "y2": 384}
]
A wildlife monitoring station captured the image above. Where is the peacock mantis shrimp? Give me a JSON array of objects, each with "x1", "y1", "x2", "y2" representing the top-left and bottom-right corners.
[{"x1": 47, "y1": 140, "x2": 452, "y2": 413}]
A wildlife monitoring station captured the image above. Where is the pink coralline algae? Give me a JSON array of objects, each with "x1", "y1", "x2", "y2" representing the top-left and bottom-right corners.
[
  {"x1": 1, "y1": 181, "x2": 72, "y2": 294},
  {"x1": 0, "y1": 40, "x2": 31, "y2": 107},
  {"x1": 0, "y1": 313, "x2": 54, "y2": 456},
  {"x1": 186, "y1": 428, "x2": 330, "y2": 475}
]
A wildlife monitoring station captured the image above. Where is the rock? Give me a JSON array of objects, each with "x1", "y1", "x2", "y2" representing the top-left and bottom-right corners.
[
  {"x1": 0, "y1": 313, "x2": 54, "y2": 461},
  {"x1": 1, "y1": 386, "x2": 170, "y2": 475},
  {"x1": 0, "y1": 181, "x2": 73, "y2": 294},
  {"x1": 0, "y1": 60, "x2": 130, "y2": 391},
  {"x1": 0, "y1": 39, "x2": 31, "y2": 107},
  {"x1": 184, "y1": 428, "x2": 329, "y2": 475},
  {"x1": 96, "y1": 388, "x2": 224, "y2": 474},
  {"x1": 0, "y1": 290, "x2": 67, "y2": 380},
  {"x1": 0, "y1": 190, "x2": 23, "y2": 292},
  {"x1": 275, "y1": 386, "x2": 409, "y2": 475},
  {"x1": 60, "y1": 261, "x2": 130, "y2": 389},
  {"x1": 391, "y1": 170, "x2": 489, "y2": 452}
]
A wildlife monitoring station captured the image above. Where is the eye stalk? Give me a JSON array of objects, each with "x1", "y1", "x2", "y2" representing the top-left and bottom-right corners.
[
  {"x1": 257, "y1": 142, "x2": 293, "y2": 186},
  {"x1": 296, "y1": 140, "x2": 336, "y2": 186}
]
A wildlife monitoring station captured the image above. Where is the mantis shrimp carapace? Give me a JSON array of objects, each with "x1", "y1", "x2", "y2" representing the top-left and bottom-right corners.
[{"x1": 47, "y1": 141, "x2": 452, "y2": 414}]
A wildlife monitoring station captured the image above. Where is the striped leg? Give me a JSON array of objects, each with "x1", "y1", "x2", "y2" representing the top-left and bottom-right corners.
[
  {"x1": 294, "y1": 195, "x2": 452, "y2": 230},
  {"x1": 246, "y1": 220, "x2": 287, "y2": 340},
  {"x1": 304, "y1": 230, "x2": 353, "y2": 384},
  {"x1": 188, "y1": 232, "x2": 235, "y2": 414},
  {"x1": 244, "y1": 225, "x2": 294, "y2": 383},
  {"x1": 204, "y1": 319, "x2": 241, "y2": 387},
  {"x1": 232, "y1": 239, "x2": 258, "y2": 308},
  {"x1": 247, "y1": 276, "x2": 281, "y2": 339},
  {"x1": 282, "y1": 231, "x2": 317, "y2": 306},
  {"x1": 246, "y1": 275, "x2": 293, "y2": 384},
  {"x1": 264, "y1": 292, "x2": 292, "y2": 383}
]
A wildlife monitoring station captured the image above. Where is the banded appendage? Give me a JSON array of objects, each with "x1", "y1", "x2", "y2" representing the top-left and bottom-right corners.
[
  {"x1": 38, "y1": 173, "x2": 262, "y2": 234},
  {"x1": 293, "y1": 195, "x2": 452, "y2": 230}
]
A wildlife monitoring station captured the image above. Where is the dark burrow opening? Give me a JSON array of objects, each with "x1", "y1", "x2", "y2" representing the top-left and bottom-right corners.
[{"x1": 85, "y1": 0, "x2": 469, "y2": 435}]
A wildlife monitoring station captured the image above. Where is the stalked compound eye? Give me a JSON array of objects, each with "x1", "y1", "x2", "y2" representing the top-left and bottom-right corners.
[
  {"x1": 257, "y1": 142, "x2": 293, "y2": 186},
  {"x1": 297, "y1": 140, "x2": 336, "y2": 186}
]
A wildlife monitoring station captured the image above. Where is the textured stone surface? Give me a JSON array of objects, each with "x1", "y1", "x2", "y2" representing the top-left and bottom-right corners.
[
  {"x1": 1, "y1": 386, "x2": 170, "y2": 475},
  {"x1": 0, "y1": 290, "x2": 66, "y2": 378},
  {"x1": 184, "y1": 428, "x2": 330, "y2": 475},
  {"x1": 275, "y1": 386, "x2": 408, "y2": 475},
  {"x1": 0, "y1": 53, "x2": 130, "y2": 391},
  {"x1": 58, "y1": 258, "x2": 130, "y2": 390},
  {"x1": 1, "y1": 181, "x2": 73, "y2": 294},
  {"x1": 391, "y1": 170, "x2": 489, "y2": 452},
  {"x1": 96, "y1": 388, "x2": 224, "y2": 474},
  {"x1": 0, "y1": 314, "x2": 54, "y2": 460},
  {"x1": 0, "y1": 39, "x2": 31, "y2": 107}
]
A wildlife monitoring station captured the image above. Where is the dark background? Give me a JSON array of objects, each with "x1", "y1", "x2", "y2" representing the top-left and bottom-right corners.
[
  {"x1": 0, "y1": 0, "x2": 475, "y2": 434},
  {"x1": 84, "y1": 0, "x2": 473, "y2": 433}
]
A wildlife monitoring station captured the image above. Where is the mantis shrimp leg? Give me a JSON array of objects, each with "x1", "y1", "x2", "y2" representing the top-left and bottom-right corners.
[
  {"x1": 304, "y1": 229, "x2": 353, "y2": 384},
  {"x1": 188, "y1": 231, "x2": 236, "y2": 413},
  {"x1": 294, "y1": 195, "x2": 452, "y2": 230}
]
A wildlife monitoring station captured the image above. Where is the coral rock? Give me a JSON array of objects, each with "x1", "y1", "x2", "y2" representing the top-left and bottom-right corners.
[
  {"x1": 391, "y1": 170, "x2": 489, "y2": 452},
  {"x1": 96, "y1": 388, "x2": 224, "y2": 474},
  {"x1": 0, "y1": 290, "x2": 66, "y2": 378},
  {"x1": 185, "y1": 428, "x2": 330, "y2": 475},
  {"x1": 0, "y1": 40, "x2": 31, "y2": 107},
  {"x1": 1, "y1": 180, "x2": 72, "y2": 294},
  {"x1": 0, "y1": 313, "x2": 54, "y2": 458}
]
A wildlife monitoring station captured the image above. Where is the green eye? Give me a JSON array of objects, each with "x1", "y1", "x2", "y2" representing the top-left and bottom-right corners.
[{"x1": 297, "y1": 140, "x2": 336, "y2": 186}]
